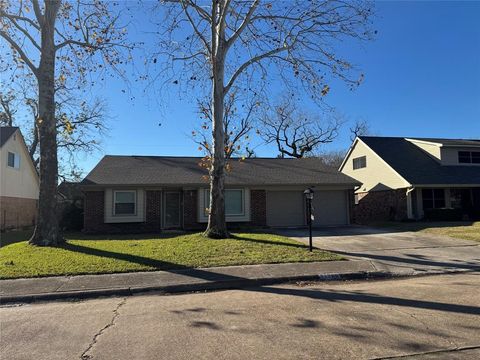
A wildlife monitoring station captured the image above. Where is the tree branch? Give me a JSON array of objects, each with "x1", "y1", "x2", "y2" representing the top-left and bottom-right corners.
[
  {"x1": 224, "y1": 44, "x2": 290, "y2": 94},
  {"x1": 0, "y1": 30, "x2": 38, "y2": 76},
  {"x1": 225, "y1": 0, "x2": 259, "y2": 51}
]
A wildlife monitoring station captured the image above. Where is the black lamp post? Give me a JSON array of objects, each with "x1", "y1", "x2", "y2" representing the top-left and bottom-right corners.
[{"x1": 304, "y1": 188, "x2": 314, "y2": 252}]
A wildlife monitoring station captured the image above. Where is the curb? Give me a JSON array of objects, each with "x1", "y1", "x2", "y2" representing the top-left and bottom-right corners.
[
  {"x1": 0, "y1": 270, "x2": 391, "y2": 304},
  {"x1": 1, "y1": 268, "x2": 473, "y2": 305}
]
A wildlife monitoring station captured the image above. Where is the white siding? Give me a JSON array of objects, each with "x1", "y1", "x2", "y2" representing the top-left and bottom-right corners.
[
  {"x1": 0, "y1": 130, "x2": 39, "y2": 199},
  {"x1": 441, "y1": 147, "x2": 480, "y2": 166},
  {"x1": 104, "y1": 188, "x2": 145, "y2": 223},
  {"x1": 341, "y1": 139, "x2": 410, "y2": 192},
  {"x1": 406, "y1": 139, "x2": 442, "y2": 161}
]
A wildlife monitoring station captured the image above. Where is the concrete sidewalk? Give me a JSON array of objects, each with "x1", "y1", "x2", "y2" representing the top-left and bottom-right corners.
[
  {"x1": 0, "y1": 260, "x2": 400, "y2": 304},
  {"x1": 2, "y1": 253, "x2": 478, "y2": 304}
]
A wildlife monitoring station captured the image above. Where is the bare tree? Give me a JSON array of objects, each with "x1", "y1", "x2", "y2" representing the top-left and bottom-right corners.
[
  {"x1": 0, "y1": 87, "x2": 108, "y2": 171},
  {"x1": 350, "y1": 118, "x2": 370, "y2": 141},
  {"x1": 0, "y1": 0, "x2": 131, "y2": 245},
  {"x1": 260, "y1": 97, "x2": 342, "y2": 158},
  {"x1": 315, "y1": 149, "x2": 346, "y2": 168},
  {"x1": 193, "y1": 90, "x2": 256, "y2": 159},
  {"x1": 0, "y1": 89, "x2": 17, "y2": 126},
  {"x1": 152, "y1": 0, "x2": 373, "y2": 238}
]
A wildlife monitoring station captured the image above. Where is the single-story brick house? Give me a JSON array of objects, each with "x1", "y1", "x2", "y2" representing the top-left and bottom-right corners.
[
  {"x1": 340, "y1": 136, "x2": 480, "y2": 222},
  {"x1": 81, "y1": 156, "x2": 361, "y2": 233}
]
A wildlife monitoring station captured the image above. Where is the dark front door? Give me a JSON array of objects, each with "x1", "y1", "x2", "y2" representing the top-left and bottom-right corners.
[{"x1": 164, "y1": 192, "x2": 181, "y2": 228}]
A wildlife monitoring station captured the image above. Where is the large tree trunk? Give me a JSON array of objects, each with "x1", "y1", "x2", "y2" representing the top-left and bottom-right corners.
[
  {"x1": 29, "y1": 1, "x2": 63, "y2": 246},
  {"x1": 204, "y1": 19, "x2": 228, "y2": 239}
]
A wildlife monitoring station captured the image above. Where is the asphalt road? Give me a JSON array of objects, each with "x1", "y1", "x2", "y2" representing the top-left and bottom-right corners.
[{"x1": 1, "y1": 273, "x2": 479, "y2": 360}]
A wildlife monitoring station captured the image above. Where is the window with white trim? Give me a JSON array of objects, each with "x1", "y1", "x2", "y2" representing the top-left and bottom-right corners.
[
  {"x1": 422, "y1": 189, "x2": 445, "y2": 210},
  {"x1": 458, "y1": 151, "x2": 480, "y2": 164},
  {"x1": 204, "y1": 189, "x2": 245, "y2": 216},
  {"x1": 114, "y1": 191, "x2": 136, "y2": 215},
  {"x1": 353, "y1": 156, "x2": 366, "y2": 170},
  {"x1": 7, "y1": 151, "x2": 20, "y2": 169}
]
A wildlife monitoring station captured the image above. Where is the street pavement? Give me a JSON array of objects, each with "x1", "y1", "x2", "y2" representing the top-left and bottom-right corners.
[
  {"x1": 279, "y1": 226, "x2": 480, "y2": 274},
  {"x1": 1, "y1": 273, "x2": 479, "y2": 360}
]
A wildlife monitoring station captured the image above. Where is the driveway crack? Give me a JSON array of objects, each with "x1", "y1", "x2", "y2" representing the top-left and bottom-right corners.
[{"x1": 80, "y1": 297, "x2": 127, "y2": 359}]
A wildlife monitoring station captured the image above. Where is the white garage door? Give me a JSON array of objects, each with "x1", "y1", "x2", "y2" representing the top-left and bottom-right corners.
[
  {"x1": 312, "y1": 190, "x2": 348, "y2": 226},
  {"x1": 266, "y1": 191, "x2": 305, "y2": 227}
]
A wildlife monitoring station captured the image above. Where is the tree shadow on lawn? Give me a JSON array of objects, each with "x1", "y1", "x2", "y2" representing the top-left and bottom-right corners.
[
  {"x1": 231, "y1": 234, "x2": 311, "y2": 250},
  {"x1": 66, "y1": 231, "x2": 194, "y2": 241},
  {"x1": 62, "y1": 242, "x2": 480, "y2": 316}
]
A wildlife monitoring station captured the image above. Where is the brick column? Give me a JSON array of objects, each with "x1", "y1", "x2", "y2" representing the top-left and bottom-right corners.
[
  {"x1": 183, "y1": 189, "x2": 202, "y2": 230},
  {"x1": 83, "y1": 191, "x2": 104, "y2": 232},
  {"x1": 145, "y1": 190, "x2": 162, "y2": 232},
  {"x1": 250, "y1": 190, "x2": 267, "y2": 226}
]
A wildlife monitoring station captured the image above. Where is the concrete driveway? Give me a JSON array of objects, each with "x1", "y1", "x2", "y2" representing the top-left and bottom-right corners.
[{"x1": 278, "y1": 226, "x2": 480, "y2": 275}]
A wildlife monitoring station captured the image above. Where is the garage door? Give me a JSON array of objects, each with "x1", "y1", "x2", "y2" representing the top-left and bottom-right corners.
[
  {"x1": 266, "y1": 191, "x2": 305, "y2": 227},
  {"x1": 312, "y1": 190, "x2": 348, "y2": 226}
]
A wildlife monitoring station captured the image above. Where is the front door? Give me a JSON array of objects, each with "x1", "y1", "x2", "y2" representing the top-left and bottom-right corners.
[{"x1": 164, "y1": 192, "x2": 181, "y2": 228}]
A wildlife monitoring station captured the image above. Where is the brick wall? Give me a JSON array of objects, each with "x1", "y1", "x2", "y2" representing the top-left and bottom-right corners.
[
  {"x1": 346, "y1": 189, "x2": 355, "y2": 224},
  {"x1": 183, "y1": 189, "x2": 203, "y2": 230},
  {"x1": 83, "y1": 190, "x2": 162, "y2": 233},
  {"x1": 84, "y1": 188, "x2": 269, "y2": 233},
  {"x1": 145, "y1": 190, "x2": 162, "y2": 230},
  {"x1": 250, "y1": 190, "x2": 267, "y2": 226},
  {"x1": 354, "y1": 188, "x2": 408, "y2": 224},
  {"x1": 0, "y1": 196, "x2": 37, "y2": 231}
]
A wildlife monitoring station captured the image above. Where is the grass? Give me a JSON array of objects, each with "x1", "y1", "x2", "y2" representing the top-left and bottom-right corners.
[
  {"x1": 0, "y1": 232, "x2": 342, "y2": 279},
  {"x1": 373, "y1": 221, "x2": 480, "y2": 242}
]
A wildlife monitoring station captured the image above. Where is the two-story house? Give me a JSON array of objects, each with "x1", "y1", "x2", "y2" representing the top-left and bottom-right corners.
[
  {"x1": 0, "y1": 127, "x2": 39, "y2": 231},
  {"x1": 340, "y1": 136, "x2": 480, "y2": 222}
]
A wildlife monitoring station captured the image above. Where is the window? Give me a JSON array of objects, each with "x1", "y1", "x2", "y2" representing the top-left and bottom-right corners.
[
  {"x1": 204, "y1": 189, "x2": 244, "y2": 216},
  {"x1": 353, "y1": 156, "x2": 366, "y2": 170},
  {"x1": 422, "y1": 189, "x2": 445, "y2": 210},
  {"x1": 114, "y1": 191, "x2": 136, "y2": 215},
  {"x1": 458, "y1": 151, "x2": 480, "y2": 164},
  {"x1": 7, "y1": 152, "x2": 20, "y2": 169}
]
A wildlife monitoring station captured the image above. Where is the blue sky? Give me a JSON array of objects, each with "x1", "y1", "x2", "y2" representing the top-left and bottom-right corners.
[{"x1": 79, "y1": 0, "x2": 480, "y2": 174}]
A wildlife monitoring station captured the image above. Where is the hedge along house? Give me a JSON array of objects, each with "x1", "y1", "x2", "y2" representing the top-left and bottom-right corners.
[
  {"x1": 340, "y1": 136, "x2": 480, "y2": 223},
  {"x1": 81, "y1": 156, "x2": 360, "y2": 233}
]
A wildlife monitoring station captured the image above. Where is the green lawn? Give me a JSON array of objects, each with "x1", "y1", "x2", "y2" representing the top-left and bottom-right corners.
[
  {"x1": 374, "y1": 221, "x2": 480, "y2": 242},
  {"x1": 0, "y1": 232, "x2": 342, "y2": 279}
]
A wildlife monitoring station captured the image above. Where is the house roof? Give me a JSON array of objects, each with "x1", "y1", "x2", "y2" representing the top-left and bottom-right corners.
[
  {"x1": 359, "y1": 136, "x2": 480, "y2": 186},
  {"x1": 0, "y1": 126, "x2": 18, "y2": 147},
  {"x1": 409, "y1": 137, "x2": 480, "y2": 147},
  {"x1": 82, "y1": 155, "x2": 361, "y2": 187}
]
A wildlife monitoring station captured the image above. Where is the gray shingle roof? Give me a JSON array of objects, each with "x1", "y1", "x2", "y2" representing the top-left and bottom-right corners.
[
  {"x1": 82, "y1": 156, "x2": 360, "y2": 187},
  {"x1": 0, "y1": 127, "x2": 18, "y2": 147},
  {"x1": 359, "y1": 136, "x2": 480, "y2": 185}
]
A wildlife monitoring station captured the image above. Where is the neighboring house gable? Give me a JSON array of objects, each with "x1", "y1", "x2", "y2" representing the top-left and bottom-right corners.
[
  {"x1": 341, "y1": 136, "x2": 480, "y2": 223},
  {"x1": 339, "y1": 138, "x2": 410, "y2": 193},
  {"x1": 0, "y1": 127, "x2": 39, "y2": 230}
]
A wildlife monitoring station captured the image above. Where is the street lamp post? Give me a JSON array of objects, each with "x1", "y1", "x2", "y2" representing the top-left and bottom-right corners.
[{"x1": 304, "y1": 188, "x2": 314, "y2": 252}]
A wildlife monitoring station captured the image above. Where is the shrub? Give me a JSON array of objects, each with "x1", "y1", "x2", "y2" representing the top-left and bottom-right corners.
[
  {"x1": 423, "y1": 208, "x2": 464, "y2": 221},
  {"x1": 60, "y1": 204, "x2": 84, "y2": 231}
]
